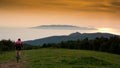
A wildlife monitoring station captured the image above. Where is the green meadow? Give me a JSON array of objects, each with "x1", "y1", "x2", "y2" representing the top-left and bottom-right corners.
[{"x1": 0, "y1": 48, "x2": 120, "y2": 68}]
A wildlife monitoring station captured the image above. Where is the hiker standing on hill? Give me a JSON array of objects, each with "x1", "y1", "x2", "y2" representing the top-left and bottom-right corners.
[{"x1": 14, "y1": 38, "x2": 23, "y2": 59}]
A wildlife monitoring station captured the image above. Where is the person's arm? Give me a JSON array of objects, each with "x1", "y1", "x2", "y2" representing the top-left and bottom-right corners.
[{"x1": 21, "y1": 42, "x2": 24, "y2": 49}]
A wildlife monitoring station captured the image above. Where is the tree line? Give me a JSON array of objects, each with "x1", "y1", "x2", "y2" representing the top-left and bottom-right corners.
[
  {"x1": 0, "y1": 36, "x2": 120, "y2": 54},
  {"x1": 0, "y1": 39, "x2": 40, "y2": 53},
  {"x1": 42, "y1": 36, "x2": 120, "y2": 54},
  {"x1": 0, "y1": 39, "x2": 14, "y2": 52}
]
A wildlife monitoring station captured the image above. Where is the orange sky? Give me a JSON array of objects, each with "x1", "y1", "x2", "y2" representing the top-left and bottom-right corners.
[{"x1": 0, "y1": 0, "x2": 120, "y2": 34}]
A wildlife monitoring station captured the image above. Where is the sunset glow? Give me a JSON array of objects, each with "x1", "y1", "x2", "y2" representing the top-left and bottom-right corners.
[
  {"x1": 97, "y1": 28, "x2": 119, "y2": 34},
  {"x1": 0, "y1": 0, "x2": 120, "y2": 35}
]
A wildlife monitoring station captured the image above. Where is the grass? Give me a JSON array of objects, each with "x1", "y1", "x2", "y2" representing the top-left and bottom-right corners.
[
  {"x1": 0, "y1": 51, "x2": 15, "y2": 63},
  {"x1": 0, "y1": 48, "x2": 120, "y2": 68}
]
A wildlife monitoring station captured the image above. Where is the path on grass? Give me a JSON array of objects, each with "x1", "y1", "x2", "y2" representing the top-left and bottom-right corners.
[
  {"x1": 0, "y1": 62, "x2": 21, "y2": 68},
  {"x1": 0, "y1": 51, "x2": 28, "y2": 68},
  {"x1": 0, "y1": 60, "x2": 28, "y2": 68},
  {"x1": 0, "y1": 60, "x2": 27, "y2": 68}
]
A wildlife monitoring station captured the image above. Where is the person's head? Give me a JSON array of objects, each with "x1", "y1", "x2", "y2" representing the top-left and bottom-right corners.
[{"x1": 18, "y1": 38, "x2": 21, "y2": 41}]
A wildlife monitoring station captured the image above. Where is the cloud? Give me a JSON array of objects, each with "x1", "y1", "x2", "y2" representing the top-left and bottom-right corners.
[
  {"x1": 0, "y1": 0, "x2": 119, "y2": 13},
  {"x1": 32, "y1": 25, "x2": 97, "y2": 30},
  {"x1": 112, "y1": 1, "x2": 120, "y2": 7}
]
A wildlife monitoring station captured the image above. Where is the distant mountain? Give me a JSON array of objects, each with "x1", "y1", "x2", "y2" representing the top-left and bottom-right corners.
[
  {"x1": 24, "y1": 32, "x2": 119, "y2": 45},
  {"x1": 32, "y1": 25, "x2": 96, "y2": 30}
]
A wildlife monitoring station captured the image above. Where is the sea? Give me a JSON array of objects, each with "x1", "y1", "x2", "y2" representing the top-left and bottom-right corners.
[{"x1": 0, "y1": 27, "x2": 97, "y2": 41}]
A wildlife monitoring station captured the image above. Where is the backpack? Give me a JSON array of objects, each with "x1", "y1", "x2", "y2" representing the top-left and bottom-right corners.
[{"x1": 15, "y1": 41, "x2": 23, "y2": 47}]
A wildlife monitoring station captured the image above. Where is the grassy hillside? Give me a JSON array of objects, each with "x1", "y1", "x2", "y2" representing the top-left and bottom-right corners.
[{"x1": 0, "y1": 48, "x2": 120, "y2": 68}]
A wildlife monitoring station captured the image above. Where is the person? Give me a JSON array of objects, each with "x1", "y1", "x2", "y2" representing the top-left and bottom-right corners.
[{"x1": 14, "y1": 38, "x2": 23, "y2": 59}]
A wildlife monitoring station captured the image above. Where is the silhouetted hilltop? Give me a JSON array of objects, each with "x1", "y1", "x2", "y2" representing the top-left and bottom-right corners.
[{"x1": 24, "y1": 32, "x2": 118, "y2": 45}]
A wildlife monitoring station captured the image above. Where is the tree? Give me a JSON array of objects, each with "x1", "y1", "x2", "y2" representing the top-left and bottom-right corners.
[{"x1": 0, "y1": 39, "x2": 14, "y2": 51}]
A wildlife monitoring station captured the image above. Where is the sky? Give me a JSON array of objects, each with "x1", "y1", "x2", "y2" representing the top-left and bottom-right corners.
[{"x1": 0, "y1": 0, "x2": 120, "y2": 34}]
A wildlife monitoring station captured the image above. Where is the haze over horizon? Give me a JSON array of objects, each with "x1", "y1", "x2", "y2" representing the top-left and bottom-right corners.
[{"x1": 0, "y1": 0, "x2": 120, "y2": 35}]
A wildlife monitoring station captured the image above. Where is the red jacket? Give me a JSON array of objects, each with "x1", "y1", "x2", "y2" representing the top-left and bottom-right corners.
[{"x1": 14, "y1": 40, "x2": 23, "y2": 48}]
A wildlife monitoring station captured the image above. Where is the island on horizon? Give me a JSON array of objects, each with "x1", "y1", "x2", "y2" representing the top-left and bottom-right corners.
[{"x1": 32, "y1": 25, "x2": 96, "y2": 30}]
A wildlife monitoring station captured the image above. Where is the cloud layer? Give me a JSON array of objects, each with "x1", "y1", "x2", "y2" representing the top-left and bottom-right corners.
[
  {"x1": 33, "y1": 25, "x2": 97, "y2": 30},
  {"x1": 0, "y1": 0, "x2": 119, "y2": 13}
]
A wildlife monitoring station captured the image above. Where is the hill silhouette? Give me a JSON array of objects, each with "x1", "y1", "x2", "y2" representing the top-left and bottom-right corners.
[{"x1": 24, "y1": 32, "x2": 118, "y2": 45}]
